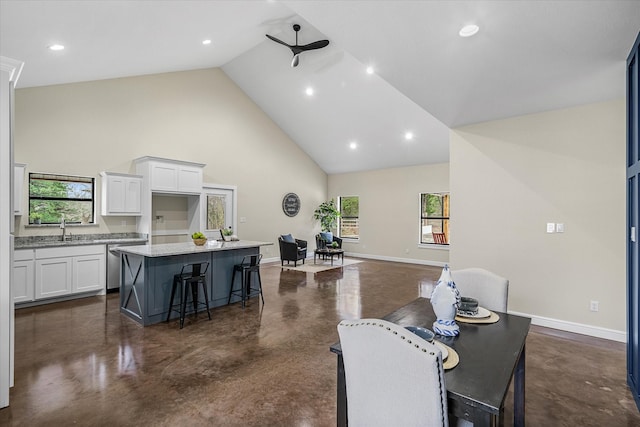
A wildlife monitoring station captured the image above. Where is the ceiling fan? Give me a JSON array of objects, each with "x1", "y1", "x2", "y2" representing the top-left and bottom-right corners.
[{"x1": 266, "y1": 24, "x2": 330, "y2": 67}]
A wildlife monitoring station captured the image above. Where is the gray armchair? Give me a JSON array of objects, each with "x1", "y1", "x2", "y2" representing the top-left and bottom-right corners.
[{"x1": 278, "y1": 234, "x2": 307, "y2": 267}]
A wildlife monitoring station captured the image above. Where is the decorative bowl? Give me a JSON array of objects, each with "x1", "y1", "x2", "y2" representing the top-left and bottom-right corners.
[
  {"x1": 193, "y1": 238, "x2": 207, "y2": 246},
  {"x1": 458, "y1": 296, "x2": 479, "y2": 315},
  {"x1": 405, "y1": 326, "x2": 435, "y2": 342}
]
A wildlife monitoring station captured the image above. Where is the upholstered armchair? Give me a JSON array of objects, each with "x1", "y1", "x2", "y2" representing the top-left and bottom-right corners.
[
  {"x1": 278, "y1": 234, "x2": 307, "y2": 267},
  {"x1": 315, "y1": 233, "x2": 343, "y2": 250}
]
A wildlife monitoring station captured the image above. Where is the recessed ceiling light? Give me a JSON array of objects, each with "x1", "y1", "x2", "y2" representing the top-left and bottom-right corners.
[
  {"x1": 305, "y1": 87, "x2": 314, "y2": 96},
  {"x1": 404, "y1": 132, "x2": 414, "y2": 141},
  {"x1": 202, "y1": 39, "x2": 212, "y2": 45},
  {"x1": 349, "y1": 141, "x2": 357, "y2": 150},
  {"x1": 459, "y1": 24, "x2": 479, "y2": 38},
  {"x1": 366, "y1": 66, "x2": 375, "y2": 75},
  {"x1": 48, "y1": 44, "x2": 65, "y2": 51}
]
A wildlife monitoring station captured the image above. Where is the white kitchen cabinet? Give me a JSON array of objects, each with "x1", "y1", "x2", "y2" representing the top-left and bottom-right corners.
[
  {"x1": 135, "y1": 156, "x2": 205, "y2": 194},
  {"x1": 13, "y1": 163, "x2": 25, "y2": 216},
  {"x1": 72, "y1": 253, "x2": 106, "y2": 293},
  {"x1": 35, "y1": 257, "x2": 72, "y2": 299},
  {"x1": 100, "y1": 172, "x2": 142, "y2": 216},
  {"x1": 13, "y1": 249, "x2": 34, "y2": 303},
  {"x1": 34, "y1": 245, "x2": 105, "y2": 300}
]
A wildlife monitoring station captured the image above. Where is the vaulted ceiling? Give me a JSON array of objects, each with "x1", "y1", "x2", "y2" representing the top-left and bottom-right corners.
[{"x1": 1, "y1": 1, "x2": 639, "y2": 173}]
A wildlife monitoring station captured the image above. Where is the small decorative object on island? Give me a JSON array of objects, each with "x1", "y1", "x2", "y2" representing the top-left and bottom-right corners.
[
  {"x1": 430, "y1": 264, "x2": 461, "y2": 336},
  {"x1": 222, "y1": 227, "x2": 238, "y2": 242},
  {"x1": 191, "y1": 231, "x2": 207, "y2": 246}
]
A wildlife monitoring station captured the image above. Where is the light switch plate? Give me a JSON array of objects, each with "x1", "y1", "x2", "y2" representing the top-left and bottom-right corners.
[
  {"x1": 556, "y1": 223, "x2": 564, "y2": 233},
  {"x1": 546, "y1": 223, "x2": 555, "y2": 233}
]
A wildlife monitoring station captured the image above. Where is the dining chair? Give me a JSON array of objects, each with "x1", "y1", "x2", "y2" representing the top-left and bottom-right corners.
[
  {"x1": 337, "y1": 318, "x2": 448, "y2": 427},
  {"x1": 451, "y1": 268, "x2": 509, "y2": 312}
]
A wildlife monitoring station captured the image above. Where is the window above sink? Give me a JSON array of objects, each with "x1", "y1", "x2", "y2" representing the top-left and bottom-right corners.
[{"x1": 29, "y1": 173, "x2": 95, "y2": 225}]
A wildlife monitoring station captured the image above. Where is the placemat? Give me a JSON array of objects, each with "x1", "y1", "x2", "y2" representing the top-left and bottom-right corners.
[
  {"x1": 435, "y1": 341, "x2": 459, "y2": 370},
  {"x1": 455, "y1": 310, "x2": 500, "y2": 324}
]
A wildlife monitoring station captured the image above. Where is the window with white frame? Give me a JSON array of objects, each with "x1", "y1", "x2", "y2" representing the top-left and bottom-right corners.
[
  {"x1": 420, "y1": 192, "x2": 449, "y2": 245},
  {"x1": 339, "y1": 196, "x2": 359, "y2": 239}
]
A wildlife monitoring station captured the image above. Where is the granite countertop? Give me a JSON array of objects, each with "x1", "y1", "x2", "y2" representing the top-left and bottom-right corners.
[
  {"x1": 15, "y1": 233, "x2": 148, "y2": 250},
  {"x1": 115, "y1": 240, "x2": 272, "y2": 258}
]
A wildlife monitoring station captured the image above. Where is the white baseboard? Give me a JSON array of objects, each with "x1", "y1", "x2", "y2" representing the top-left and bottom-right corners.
[{"x1": 508, "y1": 310, "x2": 626, "y2": 343}]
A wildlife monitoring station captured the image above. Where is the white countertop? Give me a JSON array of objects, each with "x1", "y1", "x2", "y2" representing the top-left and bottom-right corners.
[{"x1": 115, "y1": 240, "x2": 272, "y2": 258}]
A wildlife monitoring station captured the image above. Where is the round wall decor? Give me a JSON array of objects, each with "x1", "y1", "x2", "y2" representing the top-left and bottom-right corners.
[{"x1": 282, "y1": 193, "x2": 301, "y2": 217}]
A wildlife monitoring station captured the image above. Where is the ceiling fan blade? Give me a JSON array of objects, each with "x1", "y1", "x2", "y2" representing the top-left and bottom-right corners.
[
  {"x1": 299, "y1": 40, "x2": 330, "y2": 51},
  {"x1": 266, "y1": 34, "x2": 292, "y2": 48}
]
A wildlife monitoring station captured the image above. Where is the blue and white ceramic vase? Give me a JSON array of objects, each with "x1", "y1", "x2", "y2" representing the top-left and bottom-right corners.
[{"x1": 430, "y1": 264, "x2": 461, "y2": 336}]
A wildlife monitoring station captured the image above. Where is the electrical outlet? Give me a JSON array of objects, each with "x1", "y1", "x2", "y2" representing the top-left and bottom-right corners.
[
  {"x1": 121, "y1": 219, "x2": 127, "y2": 226},
  {"x1": 590, "y1": 301, "x2": 599, "y2": 312}
]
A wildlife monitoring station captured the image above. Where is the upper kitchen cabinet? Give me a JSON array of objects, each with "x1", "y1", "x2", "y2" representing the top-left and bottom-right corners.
[
  {"x1": 100, "y1": 172, "x2": 142, "y2": 216},
  {"x1": 14, "y1": 163, "x2": 25, "y2": 216},
  {"x1": 135, "y1": 156, "x2": 205, "y2": 195}
]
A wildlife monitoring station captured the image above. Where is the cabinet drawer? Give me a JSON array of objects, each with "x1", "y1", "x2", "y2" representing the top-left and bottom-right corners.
[
  {"x1": 36, "y1": 244, "x2": 105, "y2": 259},
  {"x1": 14, "y1": 249, "x2": 34, "y2": 261}
]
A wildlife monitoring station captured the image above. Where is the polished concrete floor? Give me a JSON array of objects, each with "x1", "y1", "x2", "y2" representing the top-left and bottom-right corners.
[{"x1": 1, "y1": 258, "x2": 639, "y2": 426}]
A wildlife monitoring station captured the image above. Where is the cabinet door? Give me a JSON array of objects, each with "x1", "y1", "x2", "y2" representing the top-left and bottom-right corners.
[
  {"x1": 106, "y1": 175, "x2": 126, "y2": 213},
  {"x1": 150, "y1": 163, "x2": 178, "y2": 192},
  {"x1": 73, "y1": 253, "x2": 105, "y2": 293},
  {"x1": 14, "y1": 164, "x2": 25, "y2": 216},
  {"x1": 177, "y1": 166, "x2": 202, "y2": 194},
  {"x1": 35, "y1": 258, "x2": 72, "y2": 299},
  {"x1": 13, "y1": 260, "x2": 34, "y2": 303},
  {"x1": 124, "y1": 177, "x2": 141, "y2": 214}
]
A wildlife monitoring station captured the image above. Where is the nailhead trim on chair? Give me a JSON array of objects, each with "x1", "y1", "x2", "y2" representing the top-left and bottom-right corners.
[{"x1": 339, "y1": 319, "x2": 447, "y2": 424}]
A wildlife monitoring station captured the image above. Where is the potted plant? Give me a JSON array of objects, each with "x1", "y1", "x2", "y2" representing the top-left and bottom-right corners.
[
  {"x1": 30, "y1": 212, "x2": 42, "y2": 225},
  {"x1": 222, "y1": 227, "x2": 235, "y2": 241},
  {"x1": 313, "y1": 199, "x2": 340, "y2": 232}
]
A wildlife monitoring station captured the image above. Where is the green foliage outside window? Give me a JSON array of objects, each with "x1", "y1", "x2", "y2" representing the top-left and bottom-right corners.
[
  {"x1": 207, "y1": 195, "x2": 226, "y2": 230},
  {"x1": 29, "y1": 173, "x2": 94, "y2": 224}
]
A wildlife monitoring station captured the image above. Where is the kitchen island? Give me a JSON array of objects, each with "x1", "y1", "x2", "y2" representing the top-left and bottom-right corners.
[{"x1": 116, "y1": 240, "x2": 272, "y2": 326}]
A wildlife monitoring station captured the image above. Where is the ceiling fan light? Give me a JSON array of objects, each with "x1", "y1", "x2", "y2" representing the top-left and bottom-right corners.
[
  {"x1": 459, "y1": 24, "x2": 479, "y2": 37},
  {"x1": 291, "y1": 54, "x2": 300, "y2": 67}
]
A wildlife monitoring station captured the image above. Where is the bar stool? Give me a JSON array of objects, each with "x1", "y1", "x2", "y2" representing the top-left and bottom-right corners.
[
  {"x1": 228, "y1": 254, "x2": 264, "y2": 308},
  {"x1": 166, "y1": 262, "x2": 211, "y2": 328}
]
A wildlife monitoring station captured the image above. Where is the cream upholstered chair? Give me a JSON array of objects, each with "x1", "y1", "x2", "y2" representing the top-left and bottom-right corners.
[
  {"x1": 337, "y1": 318, "x2": 448, "y2": 427},
  {"x1": 451, "y1": 268, "x2": 509, "y2": 312}
]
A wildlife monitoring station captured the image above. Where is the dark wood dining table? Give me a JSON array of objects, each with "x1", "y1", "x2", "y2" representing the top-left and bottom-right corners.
[{"x1": 330, "y1": 297, "x2": 531, "y2": 427}]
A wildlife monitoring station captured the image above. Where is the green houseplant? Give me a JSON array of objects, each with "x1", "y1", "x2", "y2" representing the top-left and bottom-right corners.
[{"x1": 314, "y1": 199, "x2": 340, "y2": 232}]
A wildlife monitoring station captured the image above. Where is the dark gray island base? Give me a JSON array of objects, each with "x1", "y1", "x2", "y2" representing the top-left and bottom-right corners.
[{"x1": 117, "y1": 240, "x2": 272, "y2": 326}]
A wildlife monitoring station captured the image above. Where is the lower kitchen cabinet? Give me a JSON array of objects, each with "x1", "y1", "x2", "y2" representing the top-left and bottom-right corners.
[
  {"x1": 35, "y1": 257, "x2": 72, "y2": 299},
  {"x1": 16, "y1": 245, "x2": 106, "y2": 304},
  {"x1": 13, "y1": 249, "x2": 34, "y2": 303}
]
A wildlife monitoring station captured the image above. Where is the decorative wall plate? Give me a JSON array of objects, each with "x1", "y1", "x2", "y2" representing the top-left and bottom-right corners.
[{"x1": 282, "y1": 193, "x2": 301, "y2": 217}]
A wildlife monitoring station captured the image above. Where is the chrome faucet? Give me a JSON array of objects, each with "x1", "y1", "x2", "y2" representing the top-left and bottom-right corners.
[{"x1": 60, "y1": 218, "x2": 69, "y2": 241}]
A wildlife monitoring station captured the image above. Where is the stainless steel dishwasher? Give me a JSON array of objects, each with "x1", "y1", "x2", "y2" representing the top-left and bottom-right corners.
[{"x1": 107, "y1": 242, "x2": 144, "y2": 292}]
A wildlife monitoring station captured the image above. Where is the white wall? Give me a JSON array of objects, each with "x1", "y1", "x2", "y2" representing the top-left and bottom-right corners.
[
  {"x1": 13, "y1": 68, "x2": 327, "y2": 255},
  {"x1": 329, "y1": 163, "x2": 449, "y2": 265},
  {"x1": 450, "y1": 99, "x2": 625, "y2": 334}
]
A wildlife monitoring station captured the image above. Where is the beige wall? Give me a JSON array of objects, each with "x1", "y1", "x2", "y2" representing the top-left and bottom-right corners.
[
  {"x1": 450, "y1": 99, "x2": 625, "y2": 332},
  {"x1": 329, "y1": 163, "x2": 450, "y2": 265},
  {"x1": 13, "y1": 68, "x2": 327, "y2": 256}
]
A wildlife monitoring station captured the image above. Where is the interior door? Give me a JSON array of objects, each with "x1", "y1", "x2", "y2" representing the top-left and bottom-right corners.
[
  {"x1": 627, "y1": 31, "x2": 640, "y2": 411},
  {"x1": 201, "y1": 185, "x2": 236, "y2": 240}
]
